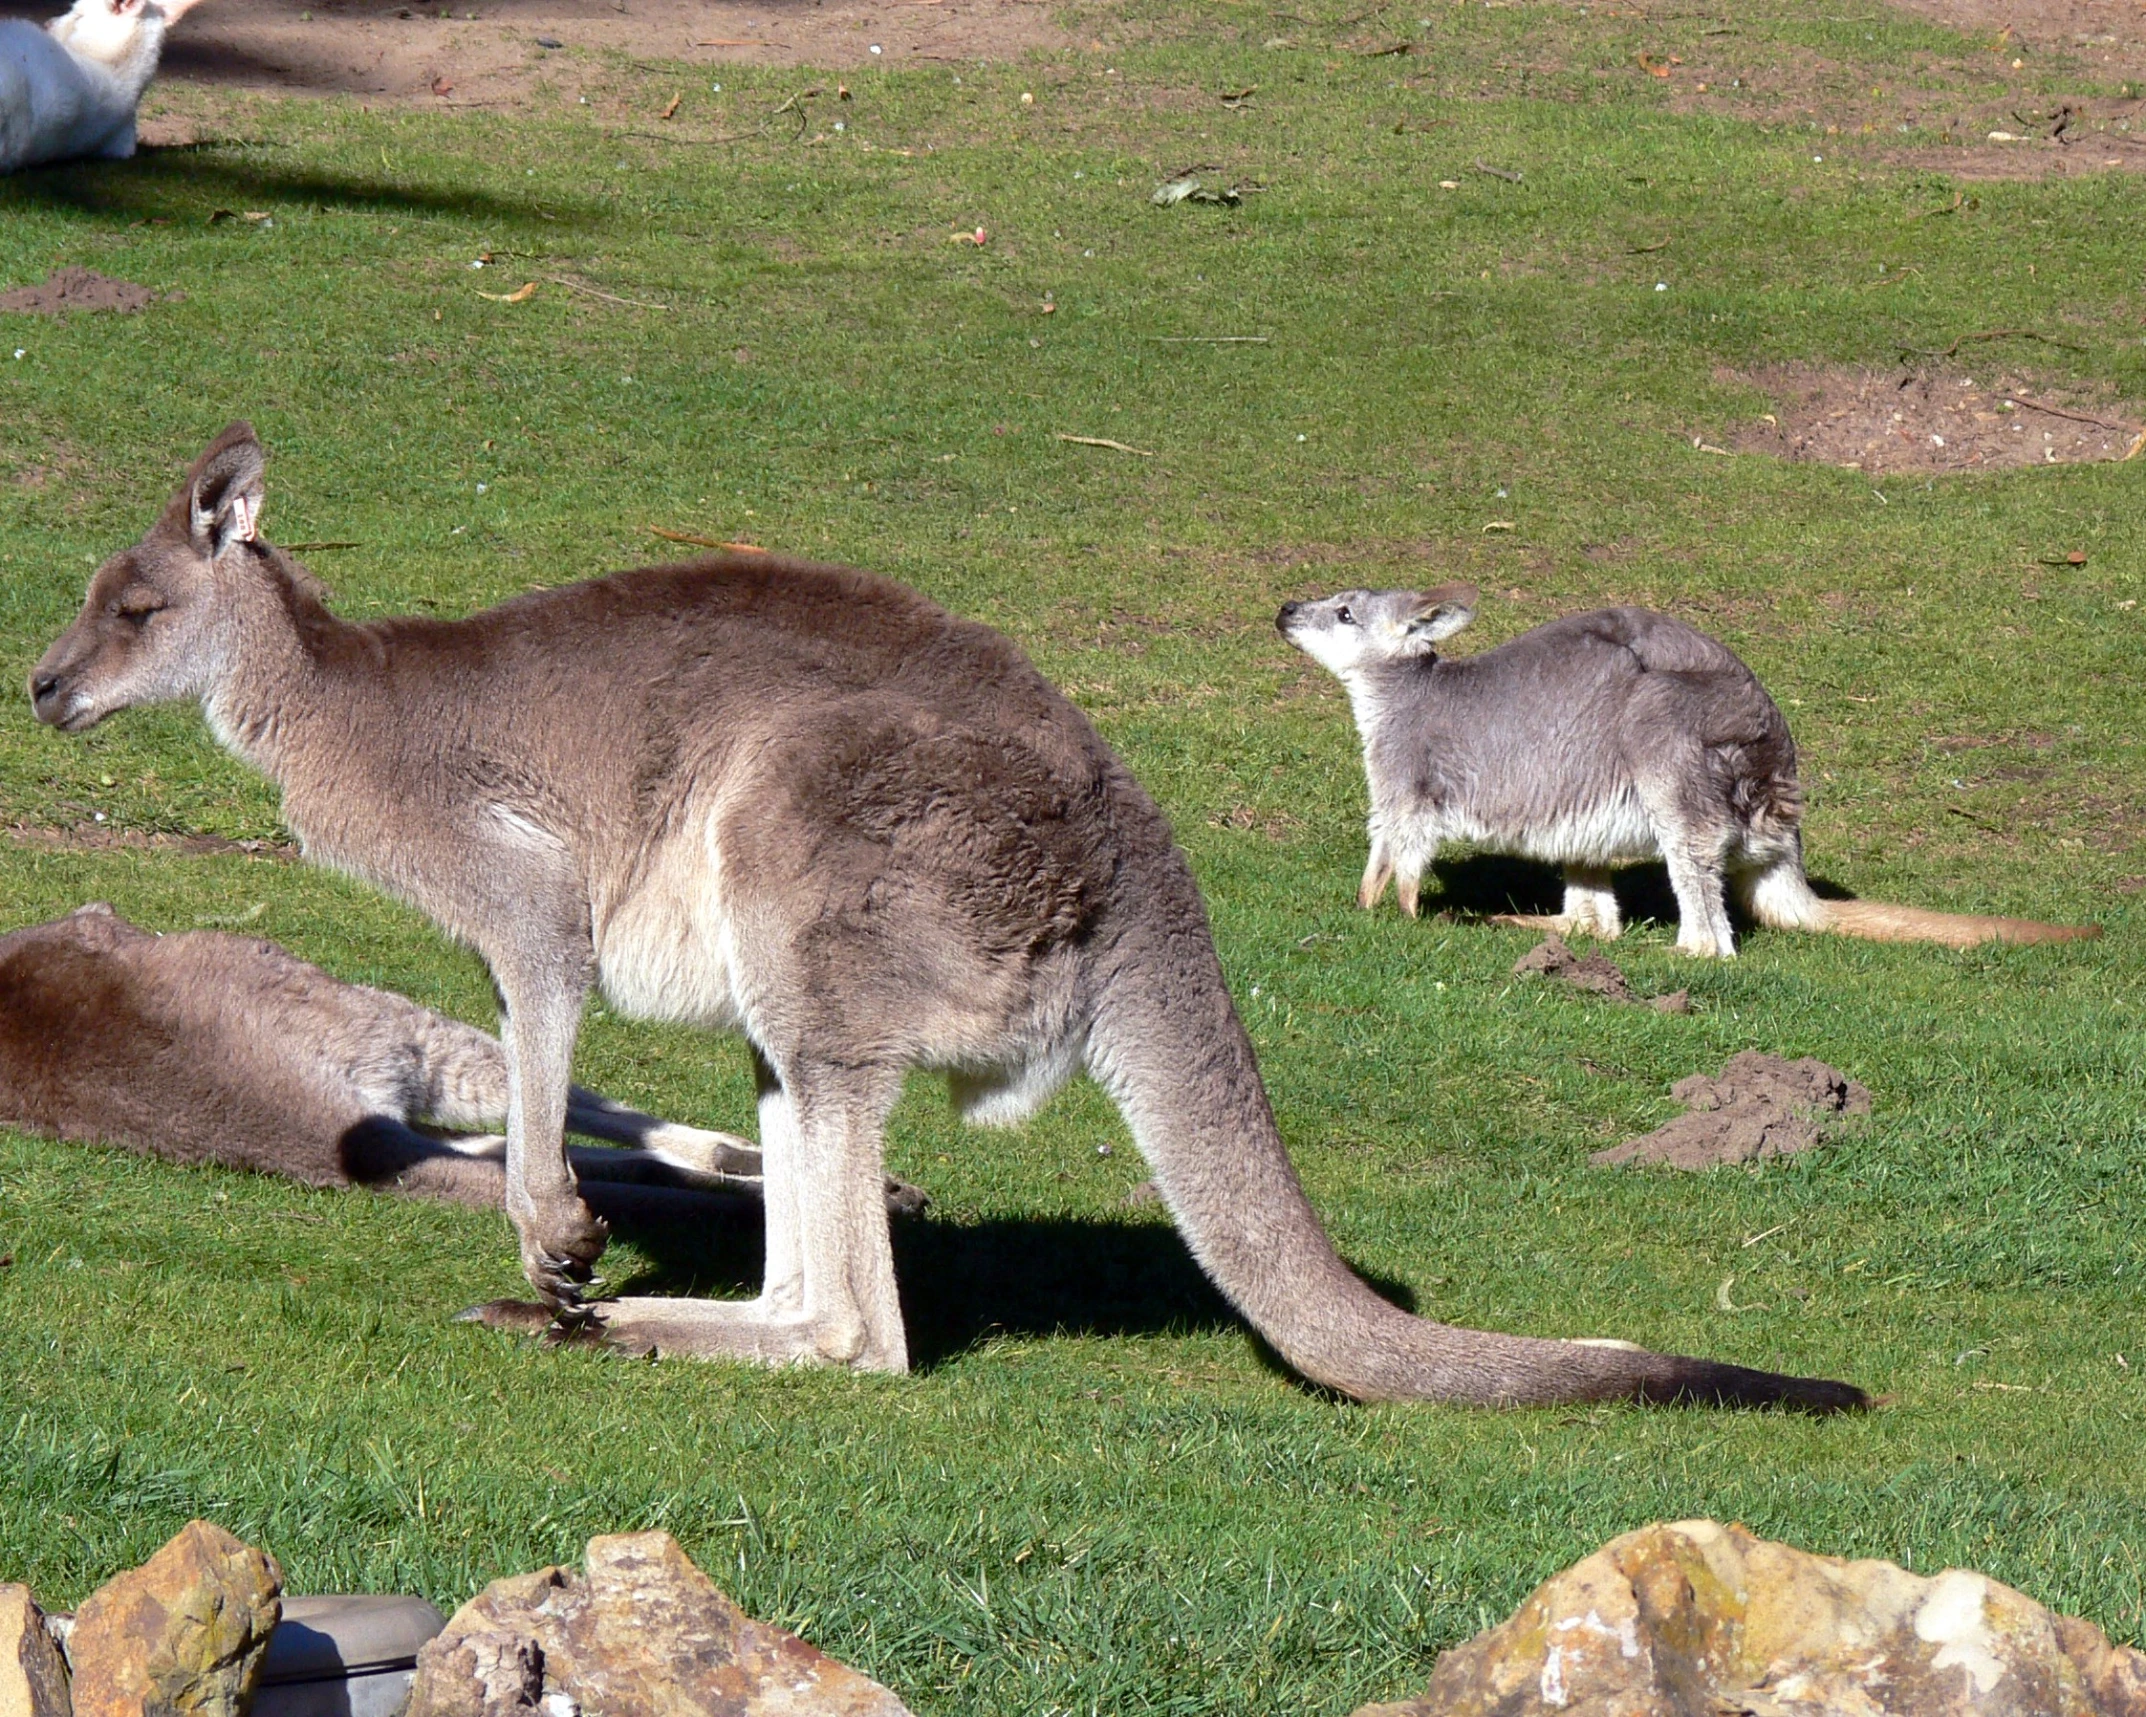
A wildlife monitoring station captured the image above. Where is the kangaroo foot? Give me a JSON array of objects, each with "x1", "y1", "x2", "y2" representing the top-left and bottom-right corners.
[
  {"x1": 457, "y1": 1295, "x2": 907, "y2": 1369},
  {"x1": 1492, "y1": 911, "x2": 1624, "y2": 940}
]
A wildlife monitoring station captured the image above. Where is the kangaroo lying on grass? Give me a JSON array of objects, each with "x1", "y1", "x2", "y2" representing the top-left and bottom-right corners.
[
  {"x1": 28, "y1": 425, "x2": 1866, "y2": 1410},
  {"x1": 0, "y1": 901, "x2": 834, "y2": 1222},
  {"x1": 0, "y1": 0, "x2": 197, "y2": 174},
  {"x1": 1278, "y1": 587, "x2": 2099, "y2": 958}
]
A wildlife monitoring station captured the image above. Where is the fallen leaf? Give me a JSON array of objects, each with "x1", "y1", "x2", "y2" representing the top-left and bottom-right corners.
[
  {"x1": 476, "y1": 281, "x2": 539, "y2": 303},
  {"x1": 1636, "y1": 52, "x2": 1672, "y2": 77},
  {"x1": 432, "y1": 74, "x2": 454, "y2": 96},
  {"x1": 660, "y1": 92, "x2": 681, "y2": 119},
  {"x1": 1219, "y1": 84, "x2": 1257, "y2": 106}
]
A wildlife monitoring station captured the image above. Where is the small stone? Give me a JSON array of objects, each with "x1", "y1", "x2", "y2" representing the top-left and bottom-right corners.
[
  {"x1": 0, "y1": 1585, "x2": 70, "y2": 1717},
  {"x1": 66, "y1": 1520, "x2": 282, "y2": 1717}
]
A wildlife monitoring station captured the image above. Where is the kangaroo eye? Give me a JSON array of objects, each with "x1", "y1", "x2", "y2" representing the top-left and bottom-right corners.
[
  {"x1": 107, "y1": 587, "x2": 165, "y2": 623},
  {"x1": 1336, "y1": 605, "x2": 1355, "y2": 626}
]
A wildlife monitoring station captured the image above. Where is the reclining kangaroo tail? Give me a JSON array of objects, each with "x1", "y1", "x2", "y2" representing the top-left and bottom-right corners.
[{"x1": 1082, "y1": 878, "x2": 1867, "y2": 1412}]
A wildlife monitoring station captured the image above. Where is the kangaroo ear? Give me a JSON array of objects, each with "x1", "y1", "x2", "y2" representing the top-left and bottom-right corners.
[
  {"x1": 1405, "y1": 583, "x2": 1477, "y2": 646},
  {"x1": 187, "y1": 423, "x2": 266, "y2": 558}
]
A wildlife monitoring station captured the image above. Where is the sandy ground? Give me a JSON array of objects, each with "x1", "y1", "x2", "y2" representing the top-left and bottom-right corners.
[{"x1": 0, "y1": 0, "x2": 1078, "y2": 106}]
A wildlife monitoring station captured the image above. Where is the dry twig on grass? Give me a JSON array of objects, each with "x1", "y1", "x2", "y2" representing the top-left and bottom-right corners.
[{"x1": 1058, "y1": 434, "x2": 1156, "y2": 457}]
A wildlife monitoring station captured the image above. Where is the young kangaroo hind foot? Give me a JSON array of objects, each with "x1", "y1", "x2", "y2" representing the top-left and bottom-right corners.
[
  {"x1": 34, "y1": 425, "x2": 1862, "y2": 1411},
  {"x1": 1278, "y1": 587, "x2": 2096, "y2": 957}
]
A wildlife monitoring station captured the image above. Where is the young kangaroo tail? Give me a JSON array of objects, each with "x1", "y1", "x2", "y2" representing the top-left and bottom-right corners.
[
  {"x1": 1083, "y1": 895, "x2": 1867, "y2": 1412},
  {"x1": 1740, "y1": 856, "x2": 2099, "y2": 949}
]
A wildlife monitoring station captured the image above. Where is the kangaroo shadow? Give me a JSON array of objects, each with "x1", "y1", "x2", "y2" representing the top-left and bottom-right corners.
[
  {"x1": 1421, "y1": 853, "x2": 1872, "y2": 936},
  {"x1": 0, "y1": 138, "x2": 589, "y2": 226},
  {"x1": 596, "y1": 1199, "x2": 1418, "y2": 1375},
  {"x1": 1424, "y1": 853, "x2": 1682, "y2": 927}
]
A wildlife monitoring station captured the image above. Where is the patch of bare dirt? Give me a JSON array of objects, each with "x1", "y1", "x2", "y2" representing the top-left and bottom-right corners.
[
  {"x1": 1885, "y1": 0, "x2": 2146, "y2": 83},
  {"x1": 4, "y1": 823, "x2": 294, "y2": 858},
  {"x1": 1592, "y1": 1052, "x2": 1871, "y2": 1169},
  {"x1": 1727, "y1": 362, "x2": 2146, "y2": 475},
  {"x1": 1566, "y1": 0, "x2": 2146, "y2": 179},
  {"x1": 0, "y1": 269, "x2": 176, "y2": 316},
  {"x1": 1512, "y1": 935, "x2": 1691, "y2": 1015},
  {"x1": 0, "y1": 0, "x2": 1085, "y2": 109}
]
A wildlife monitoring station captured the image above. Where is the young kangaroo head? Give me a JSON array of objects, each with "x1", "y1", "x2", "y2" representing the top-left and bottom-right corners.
[
  {"x1": 30, "y1": 423, "x2": 269, "y2": 734},
  {"x1": 50, "y1": 0, "x2": 170, "y2": 68},
  {"x1": 1276, "y1": 584, "x2": 1477, "y2": 680}
]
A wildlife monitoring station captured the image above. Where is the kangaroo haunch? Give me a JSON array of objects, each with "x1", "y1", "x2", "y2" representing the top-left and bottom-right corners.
[
  {"x1": 0, "y1": 902, "x2": 897, "y2": 1222},
  {"x1": 30, "y1": 424, "x2": 1866, "y2": 1409},
  {"x1": 1278, "y1": 587, "x2": 2098, "y2": 957}
]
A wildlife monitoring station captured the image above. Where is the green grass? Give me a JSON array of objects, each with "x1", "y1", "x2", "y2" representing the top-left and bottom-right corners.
[{"x1": 2, "y1": 2, "x2": 2143, "y2": 1711}]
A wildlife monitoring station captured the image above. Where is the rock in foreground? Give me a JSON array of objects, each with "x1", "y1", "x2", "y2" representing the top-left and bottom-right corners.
[
  {"x1": 407, "y1": 1530, "x2": 913, "y2": 1716},
  {"x1": 65, "y1": 1520, "x2": 283, "y2": 1717},
  {"x1": 0, "y1": 1583, "x2": 71, "y2": 1717},
  {"x1": 1357, "y1": 1518, "x2": 2146, "y2": 1716}
]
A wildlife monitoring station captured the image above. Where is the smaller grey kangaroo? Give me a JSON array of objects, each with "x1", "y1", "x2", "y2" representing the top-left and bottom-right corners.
[
  {"x1": 0, "y1": 902, "x2": 930, "y2": 1221},
  {"x1": 1279, "y1": 588, "x2": 2099, "y2": 957},
  {"x1": 0, "y1": 0, "x2": 197, "y2": 174}
]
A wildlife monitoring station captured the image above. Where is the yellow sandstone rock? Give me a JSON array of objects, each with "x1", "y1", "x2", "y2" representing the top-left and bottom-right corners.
[
  {"x1": 0, "y1": 1584, "x2": 70, "y2": 1717},
  {"x1": 1358, "y1": 1519, "x2": 2146, "y2": 1716},
  {"x1": 65, "y1": 1522, "x2": 283, "y2": 1717},
  {"x1": 408, "y1": 1530, "x2": 915, "y2": 1716}
]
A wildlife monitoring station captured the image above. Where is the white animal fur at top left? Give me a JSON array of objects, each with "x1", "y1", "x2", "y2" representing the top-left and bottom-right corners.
[{"x1": 0, "y1": 0, "x2": 199, "y2": 174}]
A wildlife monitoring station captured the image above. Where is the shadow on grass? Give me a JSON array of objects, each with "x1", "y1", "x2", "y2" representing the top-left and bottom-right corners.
[
  {"x1": 0, "y1": 147, "x2": 589, "y2": 228},
  {"x1": 599, "y1": 1200, "x2": 1418, "y2": 1376},
  {"x1": 1422, "y1": 852, "x2": 1868, "y2": 930}
]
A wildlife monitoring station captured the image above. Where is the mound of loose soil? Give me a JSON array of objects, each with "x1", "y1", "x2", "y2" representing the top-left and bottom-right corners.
[
  {"x1": 1729, "y1": 362, "x2": 2146, "y2": 475},
  {"x1": 1592, "y1": 1051, "x2": 1870, "y2": 1169},
  {"x1": 0, "y1": 269, "x2": 170, "y2": 316},
  {"x1": 1513, "y1": 936, "x2": 1691, "y2": 1015}
]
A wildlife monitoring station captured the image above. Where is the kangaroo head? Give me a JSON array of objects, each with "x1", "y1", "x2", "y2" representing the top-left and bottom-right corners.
[
  {"x1": 31, "y1": 423, "x2": 267, "y2": 734},
  {"x1": 1275, "y1": 584, "x2": 1477, "y2": 678},
  {"x1": 53, "y1": 0, "x2": 160, "y2": 66}
]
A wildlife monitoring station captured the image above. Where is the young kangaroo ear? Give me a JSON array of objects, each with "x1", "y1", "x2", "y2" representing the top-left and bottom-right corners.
[
  {"x1": 1405, "y1": 583, "x2": 1478, "y2": 646},
  {"x1": 187, "y1": 424, "x2": 266, "y2": 559}
]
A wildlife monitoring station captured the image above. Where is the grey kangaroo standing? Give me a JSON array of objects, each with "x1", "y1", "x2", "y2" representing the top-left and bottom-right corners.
[
  {"x1": 0, "y1": 901, "x2": 825, "y2": 1220},
  {"x1": 29, "y1": 426, "x2": 1866, "y2": 1410},
  {"x1": 1278, "y1": 586, "x2": 2098, "y2": 956}
]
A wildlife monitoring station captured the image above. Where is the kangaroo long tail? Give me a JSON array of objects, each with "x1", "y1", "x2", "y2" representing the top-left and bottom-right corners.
[
  {"x1": 1083, "y1": 885, "x2": 1866, "y2": 1413},
  {"x1": 1814, "y1": 897, "x2": 2098, "y2": 948},
  {"x1": 1742, "y1": 860, "x2": 2098, "y2": 949}
]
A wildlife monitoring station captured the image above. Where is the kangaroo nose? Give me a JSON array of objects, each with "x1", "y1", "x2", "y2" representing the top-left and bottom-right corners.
[
  {"x1": 1275, "y1": 601, "x2": 1301, "y2": 630},
  {"x1": 29, "y1": 673, "x2": 63, "y2": 721}
]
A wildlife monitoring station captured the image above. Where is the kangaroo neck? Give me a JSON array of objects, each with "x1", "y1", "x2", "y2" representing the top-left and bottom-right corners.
[{"x1": 201, "y1": 562, "x2": 366, "y2": 789}]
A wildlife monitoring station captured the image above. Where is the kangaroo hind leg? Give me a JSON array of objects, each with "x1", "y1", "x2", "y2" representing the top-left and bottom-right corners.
[{"x1": 588, "y1": 1062, "x2": 909, "y2": 1371}]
